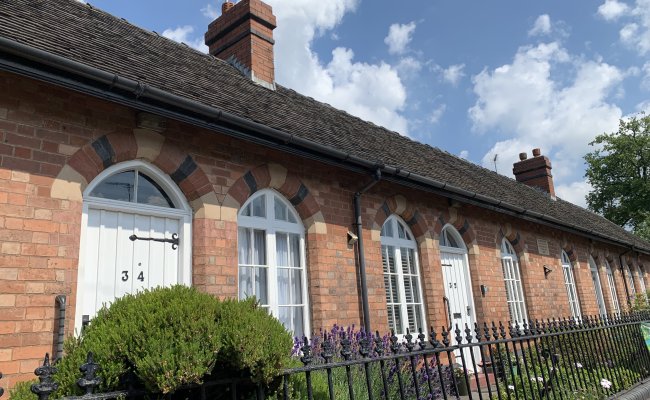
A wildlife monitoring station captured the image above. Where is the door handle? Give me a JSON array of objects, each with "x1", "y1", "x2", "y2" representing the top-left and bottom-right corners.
[
  {"x1": 129, "y1": 233, "x2": 179, "y2": 250},
  {"x1": 467, "y1": 306, "x2": 471, "y2": 316}
]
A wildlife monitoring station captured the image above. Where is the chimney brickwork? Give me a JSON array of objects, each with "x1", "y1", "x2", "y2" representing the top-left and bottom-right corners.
[
  {"x1": 512, "y1": 148, "x2": 556, "y2": 199},
  {"x1": 205, "y1": 0, "x2": 277, "y2": 89}
]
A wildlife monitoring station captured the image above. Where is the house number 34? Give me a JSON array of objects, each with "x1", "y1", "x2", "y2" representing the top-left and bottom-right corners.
[{"x1": 121, "y1": 271, "x2": 145, "y2": 282}]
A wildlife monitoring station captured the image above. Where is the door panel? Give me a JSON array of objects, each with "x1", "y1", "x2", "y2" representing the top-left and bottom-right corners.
[
  {"x1": 83, "y1": 208, "x2": 180, "y2": 323},
  {"x1": 441, "y1": 250, "x2": 480, "y2": 368}
]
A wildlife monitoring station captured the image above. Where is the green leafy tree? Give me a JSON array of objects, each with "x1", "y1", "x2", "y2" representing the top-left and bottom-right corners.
[{"x1": 585, "y1": 113, "x2": 650, "y2": 240}]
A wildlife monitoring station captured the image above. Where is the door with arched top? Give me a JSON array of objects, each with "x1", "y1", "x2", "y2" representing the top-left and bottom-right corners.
[
  {"x1": 439, "y1": 225, "x2": 480, "y2": 367},
  {"x1": 74, "y1": 161, "x2": 192, "y2": 332}
]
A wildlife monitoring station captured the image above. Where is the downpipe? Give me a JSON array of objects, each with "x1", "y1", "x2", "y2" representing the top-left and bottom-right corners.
[{"x1": 353, "y1": 169, "x2": 381, "y2": 334}]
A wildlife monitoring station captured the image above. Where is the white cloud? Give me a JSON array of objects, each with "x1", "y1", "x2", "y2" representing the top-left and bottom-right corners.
[
  {"x1": 201, "y1": 3, "x2": 220, "y2": 19},
  {"x1": 598, "y1": 0, "x2": 630, "y2": 20},
  {"x1": 459, "y1": 150, "x2": 469, "y2": 160},
  {"x1": 396, "y1": 57, "x2": 422, "y2": 78},
  {"x1": 470, "y1": 42, "x2": 624, "y2": 206},
  {"x1": 442, "y1": 64, "x2": 465, "y2": 86},
  {"x1": 162, "y1": 25, "x2": 208, "y2": 53},
  {"x1": 270, "y1": 0, "x2": 410, "y2": 134},
  {"x1": 429, "y1": 104, "x2": 446, "y2": 124},
  {"x1": 384, "y1": 22, "x2": 417, "y2": 55},
  {"x1": 529, "y1": 14, "x2": 552, "y2": 36},
  {"x1": 642, "y1": 62, "x2": 650, "y2": 89},
  {"x1": 599, "y1": 0, "x2": 650, "y2": 55},
  {"x1": 555, "y1": 180, "x2": 592, "y2": 208}
]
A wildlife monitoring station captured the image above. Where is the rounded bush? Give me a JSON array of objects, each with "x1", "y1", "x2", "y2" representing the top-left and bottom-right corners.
[
  {"x1": 213, "y1": 298, "x2": 294, "y2": 384},
  {"x1": 56, "y1": 285, "x2": 223, "y2": 395}
]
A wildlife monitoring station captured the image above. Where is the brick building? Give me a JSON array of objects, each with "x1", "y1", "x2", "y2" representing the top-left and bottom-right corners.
[{"x1": 0, "y1": 0, "x2": 649, "y2": 389}]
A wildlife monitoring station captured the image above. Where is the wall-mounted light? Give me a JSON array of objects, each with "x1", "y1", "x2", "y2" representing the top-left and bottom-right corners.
[
  {"x1": 347, "y1": 231, "x2": 358, "y2": 246},
  {"x1": 543, "y1": 265, "x2": 553, "y2": 278},
  {"x1": 480, "y1": 284, "x2": 488, "y2": 297}
]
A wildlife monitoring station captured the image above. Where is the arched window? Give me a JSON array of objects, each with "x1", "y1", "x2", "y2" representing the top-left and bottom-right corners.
[
  {"x1": 500, "y1": 239, "x2": 528, "y2": 326},
  {"x1": 604, "y1": 260, "x2": 621, "y2": 316},
  {"x1": 588, "y1": 256, "x2": 606, "y2": 317},
  {"x1": 561, "y1": 251, "x2": 581, "y2": 319},
  {"x1": 381, "y1": 215, "x2": 426, "y2": 335},
  {"x1": 440, "y1": 227, "x2": 464, "y2": 249},
  {"x1": 624, "y1": 262, "x2": 636, "y2": 300},
  {"x1": 237, "y1": 189, "x2": 308, "y2": 338},
  {"x1": 636, "y1": 265, "x2": 647, "y2": 300}
]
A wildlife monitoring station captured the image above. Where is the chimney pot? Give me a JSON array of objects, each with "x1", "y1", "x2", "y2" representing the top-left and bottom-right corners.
[
  {"x1": 512, "y1": 148, "x2": 556, "y2": 199},
  {"x1": 222, "y1": 1, "x2": 234, "y2": 13}
]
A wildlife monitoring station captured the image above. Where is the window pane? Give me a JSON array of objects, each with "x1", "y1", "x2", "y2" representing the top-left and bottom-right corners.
[
  {"x1": 384, "y1": 275, "x2": 392, "y2": 303},
  {"x1": 238, "y1": 228, "x2": 251, "y2": 265},
  {"x1": 89, "y1": 170, "x2": 135, "y2": 202},
  {"x1": 391, "y1": 276, "x2": 399, "y2": 302},
  {"x1": 253, "y1": 230, "x2": 266, "y2": 265},
  {"x1": 239, "y1": 266, "x2": 253, "y2": 299},
  {"x1": 276, "y1": 233, "x2": 288, "y2": 266},
  {"x1": 383, "y1": 220, "x2": 394, "y2": 238},
  {"x1": 292, "y1": 307, "x2": 304, "y2": 339},
  {"x1": 397, "y1": 222, "x2": 406, "y2": 239},
  {"x1": 290, "y1": 234, "x2": 300, "y2": 268},
  {"x1": 136, "y1": 172, "x2": 174, "y2": 207},
  {"x1": 252, "y1": 195, "x2": 266, "y2": 217},
  {"x1": 255, "y1": 267, "x2": 268, "y2": 305},
  {"x1": 394, "y1": 306, "x2": 403, "y2": 334},
  {"x1": 241, "y1": 203, "x2": 251, "y2": 217},
  {"x1": 411, "y1": 277, "x2": 421, "y2": 302},
  {"x1": 278, "y1": 307, "x2": 291, "y2": 332},
  {"x1": 291, "y1": 269, "x2": 302, "y2": 304},
  {"x1": 278, "y1": 268, "x2": 289, "y2": 304},
  {"x1": 274, "y1": 197, "x2": 288, "y2": 221}
]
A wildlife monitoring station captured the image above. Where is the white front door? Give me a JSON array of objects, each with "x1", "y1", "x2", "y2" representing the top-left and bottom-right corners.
[
  {"x1": 79, "y1": 208, "x2": 181, "y2": 327},
  {"x1": 74, "y1": 161, "x2": 192, "y2": 333},
  {"x1": 441, "y1": 250, "x2": 480, "y2": 368}
]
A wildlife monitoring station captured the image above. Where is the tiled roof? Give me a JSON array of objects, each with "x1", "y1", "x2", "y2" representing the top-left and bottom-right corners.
[{"x1": 0, "y1": 0, "x2": 648, "y2": 252}]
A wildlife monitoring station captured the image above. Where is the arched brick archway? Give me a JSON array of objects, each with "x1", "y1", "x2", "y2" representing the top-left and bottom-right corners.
[
  {"x1": 222, "y1": 163, "x2": 326, "y2": 233},
  {"x1": 433, "y1": 209, "x2": 477, "y2": 247},
  {"x1": 53, "y1": 131, "x2": 212, "y2": 206}
]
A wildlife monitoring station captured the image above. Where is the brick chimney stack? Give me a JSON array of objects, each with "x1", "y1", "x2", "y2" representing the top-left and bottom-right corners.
[
  {"x1": 512, "y1": 148, "x2": 556, "y2": 199},
  {"x1": 205, "y1": 0, "x2": 277, "y2": 90}
]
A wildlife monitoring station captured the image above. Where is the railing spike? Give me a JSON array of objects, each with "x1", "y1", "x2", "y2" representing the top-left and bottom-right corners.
[
  {"x1": 300, "y1": 336, "x2": 313, "y2": 365},
  {"x1": 321, "y1": 332, "x2": 334, "y2": 363},
  {"x1": 417, "y1": 327, "x2": 427, "y2": 350},
  {"x1": 374, "y1": 331, "x2": 385, "y2": 356},
  {"x1": 340, "y1": 331, "x2": 352, "y2": 360},
  {"x1": 77, "y1": 351, "x2": 102, "y2": 394},
  {"x1": 0, "y1": 372, "x2": 4, "y2": 398},
  {"x1": 31, "y1": 353, "x2": 58, "y2": 400}
]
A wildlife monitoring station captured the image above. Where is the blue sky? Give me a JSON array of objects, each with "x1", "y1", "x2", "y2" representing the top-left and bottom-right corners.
[{"x1": 80, "y1": 0, "x2": 650, "y2": 208}]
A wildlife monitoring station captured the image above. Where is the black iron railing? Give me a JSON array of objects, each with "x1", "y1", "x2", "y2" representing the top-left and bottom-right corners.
[{"x1": 2, "y1": 312, "x2": 650, "y2": 399}]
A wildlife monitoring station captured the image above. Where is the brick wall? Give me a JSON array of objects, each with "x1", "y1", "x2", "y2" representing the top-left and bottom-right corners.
[{"x1": 0, "y1": 71, "x2": 644, "y2": 390}]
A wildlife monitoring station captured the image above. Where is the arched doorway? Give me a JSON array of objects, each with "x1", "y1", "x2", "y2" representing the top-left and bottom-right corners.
[
  {"x1": 74, "y1": 160, "x2": 192, "y2": 332},
  {"x1": 439, "y1": 225, "x2": 479, "y2": 366}
]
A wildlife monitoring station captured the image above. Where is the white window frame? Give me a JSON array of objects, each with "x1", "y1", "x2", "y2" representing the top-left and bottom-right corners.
[
  {"x1": 604, "y1": 260, "x2": 621, "y2": 316},
  {"x1": 624, "y1": 262, "x2": 636, "y2": 300},
  {"x1": 380, "y1": 215, "x2": 427, "y2": 336},
  {"x1": 500, "y1": 239, "x2": 528, "y2": 326},
  {"x1": 561, "y1": 251, "x2": 581, "y2": 320},
  {"x1": 636, "y1": 265, "x2": 647, "y2": 301},
  {"x1": 237, "y1": 189, "x2": 310, "y2": 337},
  {"x1": 588, "y1": 256, "x2": 607, "y2": 317}
]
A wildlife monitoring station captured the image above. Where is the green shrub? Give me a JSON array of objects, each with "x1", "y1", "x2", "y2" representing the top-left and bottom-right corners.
[
  {"x1": 213, "y1": 298, "x2": 293, "y2": 385},
  {"x1": 52, "y1": 286, "x2": 292, "y2": 397},
  {"x1": 8, "y1": 380, "x2": 37, "y2": 400}
]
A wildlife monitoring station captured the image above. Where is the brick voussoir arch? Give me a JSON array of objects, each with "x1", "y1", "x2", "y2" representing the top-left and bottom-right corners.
[
  {"x1": 496, "y1": 225, "x2": 525, "y2": 255},
  {"x1": 61, "y1": 132, "x2": 211, "y2": 203},
  {"x1": 223, "y1": 163, "x2": 325, "y2": 230},
  {"x1": 372, "y1": 195, "x2": 430, "y2": 240},
  {"x1": 433, "y1": 209, "x2": 477, "y2": 246}
]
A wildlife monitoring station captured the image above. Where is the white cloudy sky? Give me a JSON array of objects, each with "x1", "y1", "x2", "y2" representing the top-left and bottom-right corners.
[{"x1": 85, "y1": 0, "x2": 650, "y2": 209}]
